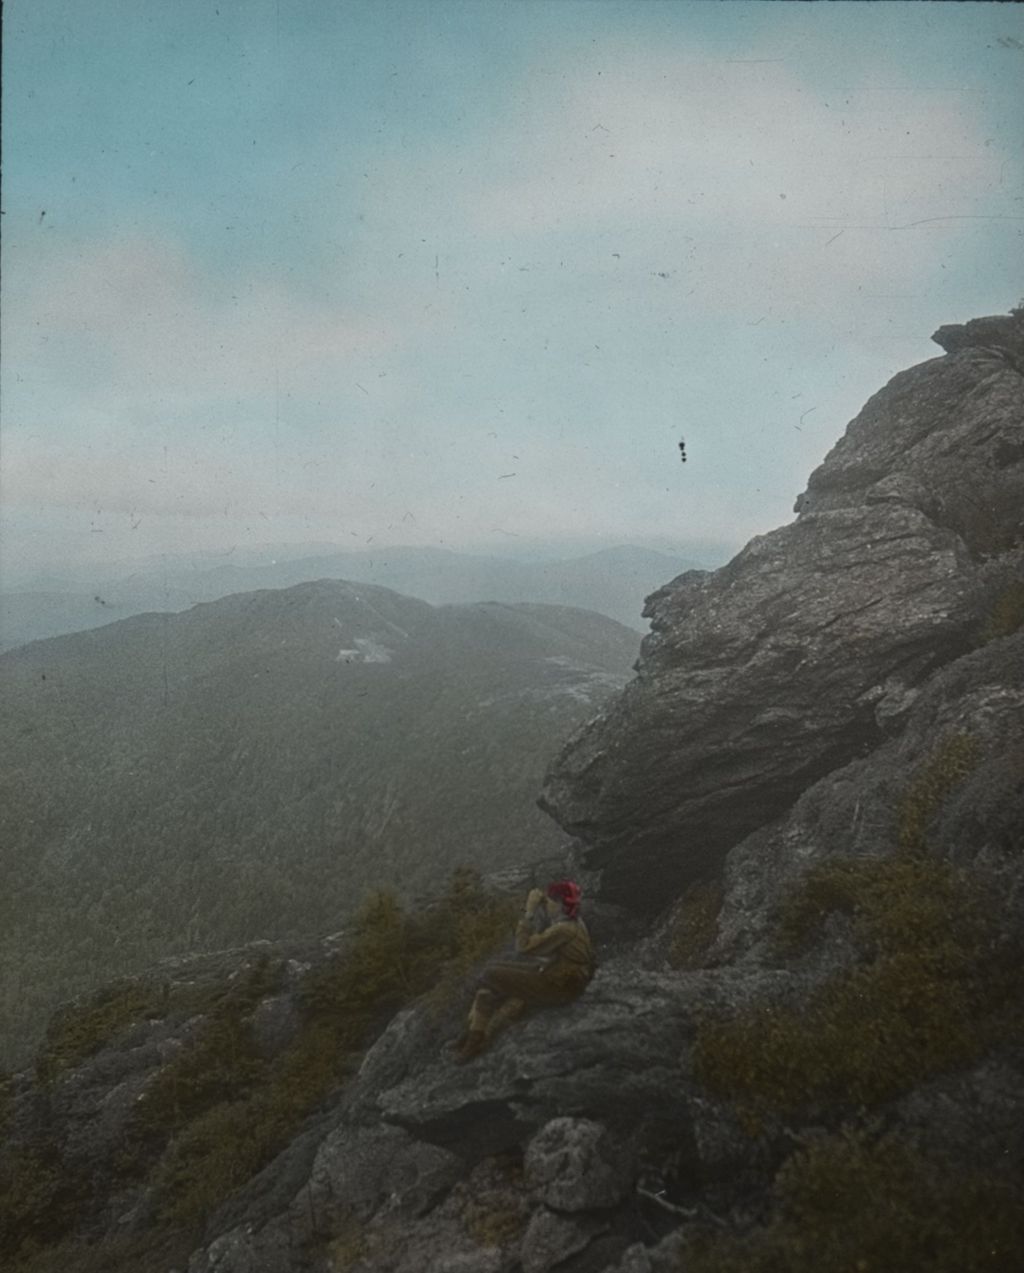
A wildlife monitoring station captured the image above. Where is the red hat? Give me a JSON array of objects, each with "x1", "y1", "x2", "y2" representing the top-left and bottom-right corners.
[{"x1": 547, "y1": 879, "x2": 582, "y2": 918}]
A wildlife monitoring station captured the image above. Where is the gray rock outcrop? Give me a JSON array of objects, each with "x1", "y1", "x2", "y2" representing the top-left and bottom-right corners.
[
  {"x1": 540, "y1": 310, "x2": 1023, "y2": 908},
  {"x1": 704, "y1": 626, "x2": 1024, "y2": 966}
]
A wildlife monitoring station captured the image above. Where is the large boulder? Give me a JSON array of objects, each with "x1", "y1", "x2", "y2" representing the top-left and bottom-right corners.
[
  {"x1": 540, "y1": 311, "x2": 1024, "y2": 910},
  {"x1": 359, "y1": 963, "x2": 790, "y2": 1160},
  {"x1": 187, "y1": 963, "x2": 790, "y2": 1273},
  {"x1": 798, "y1": 310, "x2": 1024, "y2": 553},
  {"x1": 706, "y1": 627, "x2": 1024, "y2": 967},
  {"x1": 524, "y1": 1119, "x2": 632, "y2": 1213}
]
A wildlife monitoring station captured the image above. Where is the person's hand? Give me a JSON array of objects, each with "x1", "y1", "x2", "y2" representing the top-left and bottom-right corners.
[{"x1": 525, "y1": 888, "x2": 546, "y2": 916}]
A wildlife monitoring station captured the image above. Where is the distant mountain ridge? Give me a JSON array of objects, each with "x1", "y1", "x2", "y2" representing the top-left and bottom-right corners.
[
  {"x1": 0, "y1": 579, "x2": 640, "y2": 1064},
  {"x1": 0, "y1": 544, "x2": 698, "y2": 651}
]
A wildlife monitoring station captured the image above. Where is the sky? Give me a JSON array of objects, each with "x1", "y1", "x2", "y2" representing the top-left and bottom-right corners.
[{"x1": 2, "y1": 0, "x2": 1022, "y2": 581}]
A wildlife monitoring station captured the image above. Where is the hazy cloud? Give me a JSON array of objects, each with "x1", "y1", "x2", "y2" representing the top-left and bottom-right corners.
[{"x1": 3, "y1": 5, "x2": 1021, "y2": 575}]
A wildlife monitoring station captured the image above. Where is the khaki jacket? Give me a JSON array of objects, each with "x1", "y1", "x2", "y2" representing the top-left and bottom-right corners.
[{"x1": 514, "y1": 914, "x2": 595, "y2": 986}]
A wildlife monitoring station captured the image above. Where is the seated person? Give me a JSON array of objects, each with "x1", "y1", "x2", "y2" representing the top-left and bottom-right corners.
[{"x1": 455, "y1": 879, "x2": 595, "y2": 1062}]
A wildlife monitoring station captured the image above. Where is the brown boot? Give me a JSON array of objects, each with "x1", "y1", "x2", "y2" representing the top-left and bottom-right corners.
[{"x1": 454, "y1": 1028, "x2": 487, "y2": 1064}]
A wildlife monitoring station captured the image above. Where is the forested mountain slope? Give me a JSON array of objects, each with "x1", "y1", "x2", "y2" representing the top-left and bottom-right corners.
[{"x1": 0, "y1": 582, "x2": 638, "y2": 1066}]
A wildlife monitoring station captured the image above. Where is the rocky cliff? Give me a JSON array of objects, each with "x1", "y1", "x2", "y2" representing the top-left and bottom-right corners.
[
  {"x1": 2, "y1": 310, "x2": 1022, "y2": 1273},
  {"x1": 540, "y1": 308, "x2": 1024, "y2": 907}
]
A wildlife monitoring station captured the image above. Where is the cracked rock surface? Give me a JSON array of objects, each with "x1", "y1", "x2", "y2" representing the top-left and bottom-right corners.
[{"x1": 540, "y1": 311, "x2": 1023, "y2": 908}]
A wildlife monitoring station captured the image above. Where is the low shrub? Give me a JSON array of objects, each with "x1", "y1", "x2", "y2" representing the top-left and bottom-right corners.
[
  {"x1": 7, "y1": 871, "x2": 520, "y2": 1262},
  {"x1": 897, "y1": 732, "x2": 981, "y2": 855},
  {"x1": 35, "y1": 980, "x2": 163, "y2": 1084},
  {"x1": 773, "y1": 854, "x2": 974, "y2": 959},
  {"x1": 948, "y1": 485, "x2": 1024, "y2": 560},
  {"x1": 463, "y1": 1202, "x2": 529, "y2": 1249},
  {"x1": 152, "y1": 1100, "x2": 260, "y2": 1222},
  {"x1": 667, "y1": 881, "x2": 724, "y2": 970},
  {"x1": 5, "y1": 1229, "x2": 196, "y2": 1273},
  {"x1": 0, "y1": 1072, "x2": 12, "y2": 1138},
  {"x1": 34, "y1": 969, "x2": 244, "y2": 1088},
  {"x1": 326, "y1": 1214, "x2": 370, "y2": 1271},
  {"x1": 418, "y1": 867, "x2": 521, "y2": 1016},
  {"x1": 461, "y1": 1152, "x2": 529, "y2": 1249},
  {"x1": 679, "y1": 1128, "x2": 1024, "y2": 1272},
  {"x1": 115, "y1": 956, "x2": 283, "y2": 1185},
  {"x1": 695, "y1": 856, "x2": 1020, "y2": 1118},
  {"x1": 0, "y1": 1144, "x2": 93, "y2": 1265},
  {"x1": 978, "y1": 579, "x2": 1024, "y2": 644},
  {"x1": 149, "y1": 869, "x2": 517, "y2": 1224},
  {"x1": 150, "y1": 1017, "x2": 360, "y2": 1223}
]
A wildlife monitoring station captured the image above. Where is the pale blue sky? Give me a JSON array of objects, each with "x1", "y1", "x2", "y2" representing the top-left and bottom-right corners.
[{"x1": 3, "y1": 0, "x2": 1022, "y2": 576}]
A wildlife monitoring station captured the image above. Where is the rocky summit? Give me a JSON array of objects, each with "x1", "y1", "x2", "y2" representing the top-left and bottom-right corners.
[
  {"x1": 1, "y1": 309, "x2": 1022, "y2": 1273},
  {"x1": 540, "y1": 307, "x2": 1024, "y2": 907}
]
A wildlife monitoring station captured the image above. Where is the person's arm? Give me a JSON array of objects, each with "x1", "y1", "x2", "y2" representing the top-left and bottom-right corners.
[
  {"x1": 515, "y1": 921, "x2": 576, "y2": 957},
  {"x1": 514, "y1": 888, "x2": 547, "y2": 947}
]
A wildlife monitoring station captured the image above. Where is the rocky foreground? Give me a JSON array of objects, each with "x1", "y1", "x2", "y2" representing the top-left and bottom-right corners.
[{"x1": 2, "y1": 310, "x2": 1022, "y2": 1272}]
